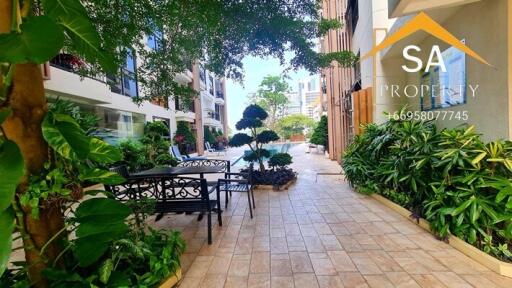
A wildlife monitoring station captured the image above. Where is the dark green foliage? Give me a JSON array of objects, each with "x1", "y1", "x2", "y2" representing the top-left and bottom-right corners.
[
  {"x1": 117, "y1": 139, "x2": 148, "y2": 172},
  {"x1": 243, "y1": 104, "x2": 268, "y2": 121},
  {"x1": 343, "y1": 116, "x2": 512, "y2": 262},
  {"x1": 243, "y1": 149, "x2": 270, "y2": 162},
  {"x1": 310, "y1": 115, "x2": 328, "y2": 147},
  {"x1": 242, "y1": 168, "x2": 296, "y2": 186},
  {"x1": 268, "y1": 153, "x2": 292, "y2": 169},
  {"x1": 154, "y1": 154, "x2": 178, "y2": 167},
  {"x1": 204, "y1": 126, "x2": 216, "y2": 145},
  {"x1": 236, "y1": 118, "x2": 263, "y2": 130},
  {"x1": 49, "y1": 100, "x2": 100, "y2": 135},
  {"x1": 174, "y1": 121, "x2": 196, "y2": 145},
  {"x1": 232, "y1": 105, "x2": 289, "y2": 172},
  {"x1": 229, "y1": 133, "x2": 253, "y2": 147},
  {"x1": 256, "y1": 130, "x2": 279, "y2": 144}
]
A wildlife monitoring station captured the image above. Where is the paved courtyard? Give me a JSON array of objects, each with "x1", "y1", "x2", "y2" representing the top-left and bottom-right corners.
[{"x1": 151, "y1": 144, "x2": 512, "y2": 288}]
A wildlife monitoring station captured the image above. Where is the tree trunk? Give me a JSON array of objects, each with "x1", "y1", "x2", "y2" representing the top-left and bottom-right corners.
[{"x1": 0, "y1": 2, "x2": 64, "y2": 287}]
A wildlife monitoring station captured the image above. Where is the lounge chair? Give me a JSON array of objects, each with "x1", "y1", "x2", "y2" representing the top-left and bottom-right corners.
[
  {"x1": 205, "y1": 141, "x2": 227, "y2": 155},
  {"x1": 170, "y1": 145, "x2": 207, "y2": 162}
]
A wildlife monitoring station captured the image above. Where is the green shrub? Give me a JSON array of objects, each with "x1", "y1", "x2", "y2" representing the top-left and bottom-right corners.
[
  {"x1": 310, "y1": 115, "x2": 328, "y2": 147},
  {"x1": 204, "y1": 126, "x2": 216, "y2": 145},
  {"x1": 343, "y1": 115, "x2": 512, "y2": 262},
  {"x1": 268, "y1": 153, "x2": 292, "y2": 169},
  {"x1": 117, "y1": 139, "x2": 149, "y2": 171}
]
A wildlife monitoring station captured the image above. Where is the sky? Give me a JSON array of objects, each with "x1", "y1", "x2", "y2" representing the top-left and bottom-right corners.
[{"x1": 226, "y1": 54, "x2": 314, "y2": 134}]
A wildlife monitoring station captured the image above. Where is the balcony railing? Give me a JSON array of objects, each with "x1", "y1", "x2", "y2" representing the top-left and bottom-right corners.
[
  {"x1": 216, "y1": 90, "x2": 224, "y2": 99},
  {"x1": 175, "y1": 98, "x2": 195, "y2": 113},
  {"x1": 50, "y1": 53, "x2": 105, "y2": 83}
]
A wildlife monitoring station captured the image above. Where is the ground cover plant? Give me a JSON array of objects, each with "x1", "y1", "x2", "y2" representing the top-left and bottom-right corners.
[{"x1": 343, "y1": 112, "x2": 512, "y2": 262}]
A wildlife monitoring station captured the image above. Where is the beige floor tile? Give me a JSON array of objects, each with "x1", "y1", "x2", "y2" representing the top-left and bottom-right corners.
[
  {"x1": 271, "y1": 276, "x2": 295, "y2": 288},
  {"x1": 364, "y1": 275, "x2": 395, "y2": 288},
  {"x1": 248, "y1": 273, "x2": 271, "y2": 288},
  {"x1": 385, "y1": 272, "x2": 421, "y2": 288},
  {"x1": 293, "y1": 273, "x2": 320, "y2": 288},
  {"x1": 228, "y1": 259, "x2": 251, "y2": 277},
  {"x1": 225, "y1": 276, "x2": 248, "y2": 288},
  {"x1": 200, "y1": 274, "x2": 226, "y2": 288},
  {"x1": 432, "y1": 272, "x2": 472, "y2": 288},
  {"x1": 348, "y1": 252, "x2": 382, "y2": 275},
  {"x1": 309, "y1": 255, "x2": 337, "y2": 276},
  {"x1": 250, "y1": 251, "x2": 270, "y2": 273},
  {"x1": 179, "y1": 277, "x2": 202, "y2": 288},
  {"x1": 410, "y1": 274, "x2": 447, "y2": 288},
  {"x1": 317, "y1": 275, "x2": 345, "y2": 288},
  {"x1": 339, "y1": 272, "x2": 369, "y2": 288},
  {"x1": 289, "y1": 251, "x2": 314, "y2": 273},
  {"x1": 327, "y1": 251, "x2": 357, "y2": 272}
]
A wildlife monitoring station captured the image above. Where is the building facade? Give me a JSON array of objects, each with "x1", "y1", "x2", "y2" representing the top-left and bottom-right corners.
[
  {"x1": 322, "y1": 0, "x2": 510, "y2": 161},
  {"x1": 43, "y1": 37, "x2": 228, "y2": 155},
  {"x1": 299, "y1": 76, "x2": 322, "y2": 120}
]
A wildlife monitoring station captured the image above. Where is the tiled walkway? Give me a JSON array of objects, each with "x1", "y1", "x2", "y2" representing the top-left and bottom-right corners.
[{"x1": 152, "y1": 144, "x2": 512, "y2": 288}]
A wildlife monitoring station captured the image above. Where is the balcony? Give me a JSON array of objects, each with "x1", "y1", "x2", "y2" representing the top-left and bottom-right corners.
[
  {"x1": 388, "y1": 0, "x2": 480, "y2": 18},
  {"x1": 45, "y1": 54, "x2": 112, "y2": 104}
]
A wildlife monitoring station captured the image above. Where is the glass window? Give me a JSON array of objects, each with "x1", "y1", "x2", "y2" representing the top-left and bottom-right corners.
[{"x1": 125, "y1": 51, "x2": 136, "y2": 73}]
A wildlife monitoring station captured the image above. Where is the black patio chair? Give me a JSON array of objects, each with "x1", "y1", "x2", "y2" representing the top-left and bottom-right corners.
[
  {"x1": 216, "y1": 163, "x2": 255, "y2": 218},
  {"x1": 158, "y1": 176, "x2": 221, "y2": 244},
  {"x1": 105, "y1": 170, "x2": 221, "y2": 244},
  {"x1": 177, "y1": 159, "x2": 231, "y2": 187}
]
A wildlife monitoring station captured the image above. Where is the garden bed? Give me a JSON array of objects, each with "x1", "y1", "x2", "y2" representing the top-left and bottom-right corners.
[
  {"x1": 371, "y1": 193, "x2": 512, "y2": 278},
  {"x1": 241, "y1": 168, "x2": 297, "y2": 191},
  {"x1": 158, "y1": 268, "x2": 182, "y2": 288}
]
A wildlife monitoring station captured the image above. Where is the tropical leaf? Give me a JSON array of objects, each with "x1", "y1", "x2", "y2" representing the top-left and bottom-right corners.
[
  {"x1": 0, "y1": 140, "x2": 24, "y2": 212},
  {"x1": 75, "y1": 198, "x2": 131, "y2": 223},
  {"x1": 88, "y1": 138, "x2": 122, "y2": 164},
  {"x1": 79, "y1": 168, "x2": 125, "y2": 185},
  {"x1": 99, "y1": 259, "x2": 114, "y2": 284},
  {"x1": 42, "y1": 112, "x2": 90, "y2": 159},
  {"x1": 0, "y1": 16, "x2": 64, "y2": 63},
  {"x1": 73, "y1": 198, "x2": 131, "y2": 266},
  {"x1": 0, "y1": 208, "x2": 14, "y2": 277},
  {"x1": 42, "y1": 0, "x2": 116, "y2": 72}
]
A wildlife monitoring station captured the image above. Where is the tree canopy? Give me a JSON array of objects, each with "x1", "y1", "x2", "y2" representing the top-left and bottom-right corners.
[
  {"x1": 250, "y1": 75, "x2": 290, "y2": 130},
  {"x1": 73, "y1": 1, "x2": 355, "y2": 104},
  {"x1": 277, "y1": 114, "x2": 316, "y2": 139}
]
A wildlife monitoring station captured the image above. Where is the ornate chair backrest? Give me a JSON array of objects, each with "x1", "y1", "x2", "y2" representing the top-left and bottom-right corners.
[
  {"x1": 162, "y1": 176, "x2": 209, "y2": 201},
  {"x1": 177, "y1": 159, "x2": 231, "y2": 173},
  {"x1": 105, "y1": 165, "x2": 159, "y2": 201}
]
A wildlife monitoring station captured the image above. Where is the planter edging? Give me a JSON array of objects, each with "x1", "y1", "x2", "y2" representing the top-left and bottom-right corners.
[
  {"x1": 370, "y1": 193, "x2": 512, "y2": 278},
  {"x1": 254, "y1": 178, "x2": 297, "y2": 191},
  {"x1": 158, "y1": 268, "x2": 182, "y2": 288}
]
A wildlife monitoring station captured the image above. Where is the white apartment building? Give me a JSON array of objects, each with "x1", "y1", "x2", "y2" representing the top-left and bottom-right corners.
[
  {"x1": 298, "y1": 76, "x2": 322, "y2": 119},
  {"x1": 42, "y1": 36, "x2": 227, "y2": 155},
  {"x1": 284, "y1": 91, "x2": 302, "y2": 115}
]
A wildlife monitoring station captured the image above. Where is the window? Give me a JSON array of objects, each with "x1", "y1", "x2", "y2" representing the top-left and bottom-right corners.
[
  {"x1": 346, "y1": 0, "x2": 359, "y2": 34},
  {"x1": 120, "y1": 50, "x2": 138, "y2": 97},
  {"x1": 421, "y1": 46, "x2": 467, "y2": 110},
  {"x1": 147, "y1": 29, "x2": 163, "y2": 51}
]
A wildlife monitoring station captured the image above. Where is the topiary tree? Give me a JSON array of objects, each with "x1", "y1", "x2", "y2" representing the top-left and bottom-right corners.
[
  {"x1": 268, "y1": 153, "x2": 293, "y2": 170},
  {"x1": 229, "y1": 105, "x2": 279, "y2": 172},
  {"x1": 310, "y1": 115, "x2": 328, "y2": 149}
]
